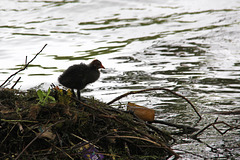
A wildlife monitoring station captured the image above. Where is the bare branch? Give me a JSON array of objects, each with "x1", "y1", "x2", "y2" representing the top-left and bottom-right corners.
[
  {"x1": 191, "y1": 120, "x2": 239, "y2": 139},
  {"x1": 107, "y1": 87, "x2": 202, "y2": 120},
  {"x1": 150, "y1": 119, "x2": 199, "y2": 134},
  {"x1": 11, "y1": 77, "x2": 21, "y2": 89},
  {"x1": 0, "y1": 44, "x2": 47, "y2": 88}
]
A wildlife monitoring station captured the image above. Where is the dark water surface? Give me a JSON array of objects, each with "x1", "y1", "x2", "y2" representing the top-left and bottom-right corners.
[{"x1": 1, "y1": 0, "x2": 240, "y2": 159}]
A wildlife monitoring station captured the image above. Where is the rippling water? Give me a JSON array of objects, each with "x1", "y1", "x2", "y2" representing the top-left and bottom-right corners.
[{"x1": 1, "y1": 0, "x2": 240, "y2": 159}]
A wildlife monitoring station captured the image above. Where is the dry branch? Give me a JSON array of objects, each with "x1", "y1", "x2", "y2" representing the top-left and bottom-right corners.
[
  {"x1": 107, "y1": 87, "x2": 202, "y2": 119},
  {"x1": 151, "y1": 120, "x2": 199, "y2": 134},
  {"x1": 11, "y1": 77, "x2": 21, "y2": 89},
  {"x1": 191, "y1": 119, "x2": 239, "y2": 139},
  {"x1": 0, "y1": 44, "x2": 47, "y2": 88}
]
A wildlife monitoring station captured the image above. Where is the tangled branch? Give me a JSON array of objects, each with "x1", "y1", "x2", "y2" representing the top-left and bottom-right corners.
[{"x1": 191, "y1": 118, "x2": 240, "y2": 139}]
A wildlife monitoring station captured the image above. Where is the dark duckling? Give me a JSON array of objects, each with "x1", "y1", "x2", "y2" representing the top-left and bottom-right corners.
[{"x1": 58, "y1": 59, "x2": 105, "y2": 100}]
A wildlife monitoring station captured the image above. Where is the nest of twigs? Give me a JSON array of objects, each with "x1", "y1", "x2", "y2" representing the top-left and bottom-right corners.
[{"x1": 0, "y1": 88, "x2": 178, "y2": 160}]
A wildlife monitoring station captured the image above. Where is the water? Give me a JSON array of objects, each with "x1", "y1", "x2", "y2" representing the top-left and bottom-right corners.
[{"x1": 1, "y1": 0, "x2": 240, "y2": 159}]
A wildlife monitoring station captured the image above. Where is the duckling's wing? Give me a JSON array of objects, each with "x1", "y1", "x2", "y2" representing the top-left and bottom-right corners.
[{"x1": 58, "y1": 64, "x2": 89, "y2": 89}]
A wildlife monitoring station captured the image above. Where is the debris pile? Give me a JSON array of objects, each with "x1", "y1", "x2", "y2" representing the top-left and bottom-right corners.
[{"x1": 0, "y1": 88, "x2": 177, "y2": 159}]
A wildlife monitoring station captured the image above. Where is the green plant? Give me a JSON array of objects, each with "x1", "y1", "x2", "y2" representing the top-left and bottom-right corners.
[{"x1": 37, "y1": 88, "x2": 56, "y2": 106}]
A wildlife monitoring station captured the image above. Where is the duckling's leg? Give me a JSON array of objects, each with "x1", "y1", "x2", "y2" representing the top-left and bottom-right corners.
[
  {"x1": 77, "y1": 89, "x2": 81, "y2": 100},
  {"x1": 71, "y1": 89, "x2": 76, "y2": 98}
]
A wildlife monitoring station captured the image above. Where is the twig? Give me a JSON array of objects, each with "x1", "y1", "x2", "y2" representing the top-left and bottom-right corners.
[
  {"x1": 191, "y1": 123, "x2": 212, "y2": 139},
  {"x1": 45, "y1": 139, "x2": 74, "y2": 160},
  {"x1": 0, "y1": 119, "x2": 38, "y2": 123},
  {"x1": 70, "y1": 133, "x2": 99, "y2": 149},
  {"x1": 191, "y1": 120, "x2": 239, "y2": 139},
  {"x1": 107, "y1": 87, "x2": 202, "y2": 120},
  {"x1": 15, "y1": 120, "x2": 64, "y2": 160},
  {"x1": 72, "y1": 131, "x2": 116, "y2": 151},
  {"x1": 0, "y1": 123, "x2": 17, "y2": 147},
  {"x1": 151, "y1": 120, "x2": 199, "y2": 133},
  {"x1": 211, "y1": 110, "x2": 240, "y2": 115},
  {"x1": 11, "y1": 77, "x2": 21, "y2": 89},
  {"x1": 0, "y1": 44, "x2": 47, "y2": 88}
]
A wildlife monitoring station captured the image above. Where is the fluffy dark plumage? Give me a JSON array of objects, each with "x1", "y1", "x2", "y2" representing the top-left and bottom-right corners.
[{"x1": 58, "y1": 59, "x2": 104, "y2": 99}]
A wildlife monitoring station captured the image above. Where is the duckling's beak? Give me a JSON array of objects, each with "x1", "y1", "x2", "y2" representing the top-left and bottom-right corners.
[{"x1": 100, "y1": 64, "x2": 105, "y2": 69}]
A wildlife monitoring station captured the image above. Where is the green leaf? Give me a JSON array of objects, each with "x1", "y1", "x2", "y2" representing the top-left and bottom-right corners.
[
  {"x1": 46, "y1": 88, "x2": 51, "y2": 97},
  {"x1": 37, "y1": 90, "x2": 44, "y2": 101},
  {"x1": 48, "y1": 96, "x2": 56, "y2": 102},
  {"x1": 36, "y1": 88, "x2": 56, "y2": 106}
]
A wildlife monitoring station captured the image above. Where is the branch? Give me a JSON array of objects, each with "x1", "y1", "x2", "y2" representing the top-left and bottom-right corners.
[
  {"x1": 0, "y1": 44, "x2": 47, "y2": 88},
  {"x1": 191, "y1": 119, "x2": 239, "y2": 139},
  {"x1": 107, "y1": 87, "x2": 202, "y2": 120},
  {"x1": 11, "y1": 77, "x2": 21, "y2": 89},
  {"x1": 150, "y1": 120, "x2": 199, "y2": 134}
]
